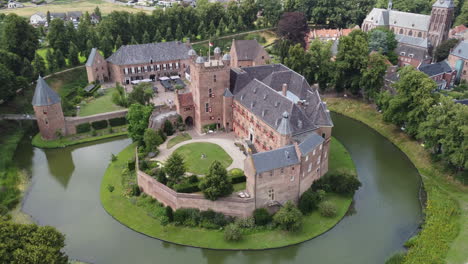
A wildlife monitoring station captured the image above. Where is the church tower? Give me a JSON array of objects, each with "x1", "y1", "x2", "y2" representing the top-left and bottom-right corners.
[
  {"x1": 32, "y1": 76, "x2": 66, "y2": 140},
  {"x1": 428, "y1": 0, "x2": 455, "y2": 48}
]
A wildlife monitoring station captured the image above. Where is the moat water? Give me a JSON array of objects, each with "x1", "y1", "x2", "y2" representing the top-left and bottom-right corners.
[{"x1": 14, "y1": 113, "x2": 423, "y2": 264}]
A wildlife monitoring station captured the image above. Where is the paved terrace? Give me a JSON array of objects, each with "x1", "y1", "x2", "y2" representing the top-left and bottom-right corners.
[{"x1": 155, "y1": 130, "x2": 246, "y2": 172}]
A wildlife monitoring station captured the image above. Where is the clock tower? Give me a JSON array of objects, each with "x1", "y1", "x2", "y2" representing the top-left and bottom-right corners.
[{"x1": 428, "y1": 0, "x2": 455, "y2": 48}]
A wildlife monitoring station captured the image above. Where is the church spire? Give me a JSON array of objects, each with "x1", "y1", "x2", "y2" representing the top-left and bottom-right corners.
[{"x1": 387, "y1": 0, "x2": 393, "y2": 10}]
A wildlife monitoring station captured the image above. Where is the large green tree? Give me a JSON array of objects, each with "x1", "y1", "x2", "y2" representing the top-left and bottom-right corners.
[
  {"x1": 32, "y1": 52, "x2": 47, "y2": 77},
  {"x1": 308, "y1": 39, "x2": 334, "y2": 91},
  {"x1": 0, "y1": 14, "x2": 39, "y2": 61},
  {"x1": 165, "y1": 153, "x2": 186, "y2": 184},
  {"x1": 0, "y1": 221, "x2": 68, "y2": 264},
  {"x1": 48, "y1": 19, "x2": 68, "y2": 55},
  {"x1": 273, "y1": 201, "x2": 303, "y2": 231},
  {"x1": 434, "y1": 39, "x2": 460, "y2": 62},
  {"x1": 128, "y1": 82, "x2": 154, "y2": 105},
  {"x1": 127, "y1": 103, "x2": 153, "y2": 144},
  {"x1": 199, "y1": 161, "x2": 233, "y2": 201},
  {"x1": 360, "y1": 52, "x2": 388, "y2": 101}
]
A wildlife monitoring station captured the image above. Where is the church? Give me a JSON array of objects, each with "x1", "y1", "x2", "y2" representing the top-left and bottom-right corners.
[{"x1": 362, "y1": 0, "x2": 455, "y2": 48}]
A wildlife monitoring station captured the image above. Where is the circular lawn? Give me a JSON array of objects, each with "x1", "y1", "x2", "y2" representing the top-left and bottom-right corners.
[{"x1": 173, "y1": 142, "x2": 233, "y2": 175}]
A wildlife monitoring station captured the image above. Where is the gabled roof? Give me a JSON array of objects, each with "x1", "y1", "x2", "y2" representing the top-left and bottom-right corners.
[
  {"x1": 418, "y1": 60, "x2": 453, "y2": 77},
  {"x1": 396, "y1": 43, "x2": 431, "y2": 61},
  {"x1": 86, "y1": 48, "x2": 98, "y2": 67},
  {"x1": 298, "y1": 133, "x2": 324, "y2": 156},
  {"x1": 450, "y1": 41, "x2": 468, "y2": 59},
  {"x1": 363, "y1": 8, "x2": 430, "y2": 32},
  {"x1": 107, "y1": 41, "x2": 191, "y2": 65},
  {"x1": 32, "y1": 76, "x2": 61, "y2": 106},
  {"x1": 396, "y1": 34, "x2": 430, "y2": 49},
  {"x1": 252, "y1": 145, "x2": 299, "y2": 174},
  {"x1": 232, "y1": 39, "x2": 263, "y2": 61}
]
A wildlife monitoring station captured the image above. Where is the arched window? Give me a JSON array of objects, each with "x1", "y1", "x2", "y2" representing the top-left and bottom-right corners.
[{"x1": 408, "y1": 30, "x2": 413, "y2": 36}]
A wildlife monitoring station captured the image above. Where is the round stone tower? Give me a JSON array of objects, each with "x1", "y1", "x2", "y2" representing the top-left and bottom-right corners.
[{"x1": 32, "y1": 76, "x2": 66, "y2": 140}]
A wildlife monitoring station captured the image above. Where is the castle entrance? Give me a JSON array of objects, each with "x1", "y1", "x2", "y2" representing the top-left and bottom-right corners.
[{"x1": 185, "y1": 116, "x2": 193, "y2": 127}]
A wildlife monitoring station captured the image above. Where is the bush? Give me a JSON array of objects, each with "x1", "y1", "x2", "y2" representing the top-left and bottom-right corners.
[
  {"x1": 109, "y1": 117, "x2": 127, "y2": 127},
  {"x1": 318, "y1": 201, "x2": 337, "y2": 218},
  {"x1": 188, "y1": 175, "x2": 199, "y2": 183},
  {"x1": 76, "y1": 123, "x2": 91, "y2": 133},
  {"x1": 127, "y1": 160, "x2": 136, "y2": 171},
  {"x1": 160, "y1": 215, "x2": 170, "y2": 226},
  {"x1": 229, "y1": 169, "x2": 246, "y2": 184},
  {"x1": 111, "y1": 154, "x2": 117, "y2": 162},
  {"x1": 91, "y1": 120, "x2": 108, "y2": 130},
  {"x1": 235, "y1": 217, "x2": 255, "y2": 228},
  {"x1": 173, "y1": 208, "x2": 201, "y2": 227},
  {"x1": 165, "y1": 206, "x2": 174, "y2": 222},
  {"x1": 163, "y1": 119, "x2": 175, "y2": 136},
  {"x1": 404, "y1": 235, "x2": 418, "y2": 248},
  {"x1": 131, "y1": 185, "x2": 141, "y2": 196},
  {"x1": 253, "y1": 208, "x2": 272, "y2": 226},
  {"x1": 156, "y1": 169, "x2": 167, "y2": 184},
  {"x1": 312, "y1": 172, "x2": 361, "y2": 195},
  {"x1": 273, "y1": 201, "x2": 303, "y2": 231},
  {"x1": 107, "y1": 184, "x2": 115, "y2": 193},
  {"x1": 173, "y1": 182, "x2": 200, "y2": 193},
  {"x1": 158, "y1": 129, "x2": 167, "y2": 141},
  {"x1": 90, "y1": 129, "x2": 97, "y2": 136},
  {"x1": 224, "y1": 223, "x2": 242, "y2": 242},
  {"x1": 298, "y1": 189, "x2": 323, "y2": 215}
]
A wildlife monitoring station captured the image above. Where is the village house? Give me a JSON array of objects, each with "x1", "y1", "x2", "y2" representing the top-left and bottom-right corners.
[
  {"x1": 86, "y1": 41, "x2": 192, "y2": 84},
  {"x1": 7, "y1": 0, "x2": 23, "y2": 8},
  {"x1": 418, "y1": 60, "x2": 457, "y2": 89},
  {"x1": 30, "y1": 12, "x2": 47, "y2": 26},
  {"x1": 449, "y1": 24, "x2": 468, "y2": 40},
  {"x1": 395, "y1": 35, "x2": 432, "y2": 67},
  {"x1": 229, "y1": 39, "x2": 270, "y2": 68},
  {"x1": 305, "y1": 27, "x2": 357, "y2": 50},
  {"x1": 448, "y1": 40, "x2": 468, "y2": 83}
]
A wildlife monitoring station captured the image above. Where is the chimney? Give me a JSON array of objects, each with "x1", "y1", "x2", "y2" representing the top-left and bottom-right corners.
[{"x1": 282, "y1": 83, "x2": 288, "y2": 96}]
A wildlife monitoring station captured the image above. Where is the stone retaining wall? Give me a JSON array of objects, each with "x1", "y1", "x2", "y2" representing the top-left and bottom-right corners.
[
  {"x1": 65, "y1": 110, "x2": 128, "y2": 135},
  {"x1": 137, "y1": 169, "x2": 255, "y2": 218}
]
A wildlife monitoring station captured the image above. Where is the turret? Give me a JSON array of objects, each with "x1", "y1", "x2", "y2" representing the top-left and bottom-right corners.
[
  {"x1": 277, "y1": 111, "x2": 292, "y2": 147},
  {"x1": 214, "y1": 47, "x2": 221, "y2": 60}
]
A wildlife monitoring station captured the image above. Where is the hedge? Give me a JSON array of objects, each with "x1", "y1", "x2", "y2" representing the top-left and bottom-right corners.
[
  {"x1": 76, "y1": 123, "x2": 91, "y2": 133},
  {"x1": 173, "y1": 182, "x2": 200, "y2": 193},
  {"x1": 229, "y1": 169, "x2": 246, "y2": 184},
  {"x1": 91, "y1": 120, "x2": 109, "y2": 130},
  {"x1": 109, "y1": 117, "x2": 127, "y2": 127}
]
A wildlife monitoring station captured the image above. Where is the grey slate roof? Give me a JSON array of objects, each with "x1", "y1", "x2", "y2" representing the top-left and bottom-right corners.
[
  {"x1": 231, "y1": 64, "x2": 333, "y2": 138},
  {"x1": 418, "y1": 60, "x2": 453, "y2": 77},
  {"x1": 32, "y1": 76, "x2": 61, "y2": 106},
  {"x1": 50, "y1": 12, "x2": 66, "y2": 19},
  {"x1": 67, "y1": 11, "x2": 82, "y2": 19},
  {"x1": 450, "y1": 41, "x2": 468, "y2": 59},
  {"x1": 396, "y1": 43, "x2": 431, "y2": 61},
  {"x1": 107, "y1": 41, "x2": 191, "y2": 65},
  {"x1": 86, "y1": 48, "x2": 97, "y2": 67},
  {"x1": 363, "y1": 8, "x2": 430, "y2": 32},
  {"x1": 223, "y1": 88, "x2": 233, "y2": 97},
  {"x1": 298, "y1": 133, "x2": 324, "y2": 156},
  {"x1": 252, "y1": 145, "x2": 299, "y2": 174},
  {"x1": 233, "y1": 39, "x2": 263, "y2": 61},
  {"x1": 432, "y1": 0, "x2": 455, "y2": 8},
  {"x1": 396, "y1": 34, "x2": 430, "y2": 48}
]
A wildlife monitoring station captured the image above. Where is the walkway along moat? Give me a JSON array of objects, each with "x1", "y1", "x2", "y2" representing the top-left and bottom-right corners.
[{"x1": 15, "y1": 113, "x2": 422, "y2": 264}]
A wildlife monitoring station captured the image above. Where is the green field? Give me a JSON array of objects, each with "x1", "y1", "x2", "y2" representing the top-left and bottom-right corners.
[
  {"x1": 325, "y1": 98, "x2": 468, "y2": 264},
  {"x1": 78, "y1": 87, "x2": 124, "y2": 117},
  {"x1": 100, "y1": 137, "x2": 356, "y2": 249},
  {"x1": 166, "y1": 133, "x2": 192, "y2": 149},
  {"x1": 173, "y1": 142, "x2": 233, "y2": 175}
]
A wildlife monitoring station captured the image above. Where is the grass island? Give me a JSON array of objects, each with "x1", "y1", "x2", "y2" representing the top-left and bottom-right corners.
[{"x1": 100, "y1": 137, "x2": 357, "y2": 250}]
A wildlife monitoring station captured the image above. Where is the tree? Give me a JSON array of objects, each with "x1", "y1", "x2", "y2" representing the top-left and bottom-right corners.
[
  {"x1": 298, "y1": 189, "x2": 322, "y2": 215},
  {"x1": 383, "y1": 66, "x2": 439, "y2": 137},
  {"x1": 68, "y1": 42, "x2": 80, "y2": 66},
  {"x1": 257, "y1": 0, "x2": 283, "y2": 26},
  {"x1": 54, "y1": 50, "x2": 66, "y2": 70},
  {"x1": 0, "y1": 64, "x2": 17, "y2": 101},
  {"x1": 253, "y1": 208, "x2": 272, "y2": 226},
  {"x1": 163, "y1": 119, "x2": 175, "y2": 136},
  {"x1": 224, "y1": 223, "x2": 242, "y2": 241},
  {"x1": 115, "y1": 35, "x2": 123, "y2": 50},
  {"x1": 199, "y1": 161, "x2": 233, "y2": 201},
  {"x1": 434, "y1": 39, "x2": 460, "y2": 62},
  {"x1": 0, "y1": 221, "x2": 68, "y2": 264},
  {"x1": 284, "y1": 44, "x2": 311, "y2": 79},
  {"x1": 127, "y1": 103, "x2": 153, "y2": 144},
  {"x1": 1, "y1": 14, "x2": 39, "y2": 61},
  {"x1": 360, "y1": 52, "x2": 388, "y2": 101},
  {"x1": 46, "y1": 49, "x2": 56, "y2": 72},
  {"x1": 368, "y1": 27, "x2": 398, "y2": 54},
  {"x1": 277, "y1": 12, "x2": 309, "y2": 47},
  {"x1": 153, "y1": 29, "x2": 162, "y2": 42},
  {"x1": 309, "y1": 39, "x2": 334, "y2": 91},
  {"x1": 454, "y1": 0, "x2": 468, "y2": 26},
  {"x1": 94, "y1": 6, "x2": 102, "y2": 19},
  {"x1": 32, "y1": 52, "x2": 47, "y2": 77},
  {"x1": 46, "y1": 10, "x2": 51, "y2": 24},
  {"x1": 100, "y1": 35, "x2": 114, "y2": 58},
  {"x1": 335, "y1": 30, "x2": 370, "y2": 94},
  {"x1": 142, "y1": 31, "x2": 151, "y2": 44},
  {"x1": 143, "y1": 128, "x2": 163, "y2": 152},
  {"x1": 128, "y1": 82, "x2": 154, "y2": 105},
  {"x1": 48, "y1": 19, "x2": 68, "y2": 55},
  {"x1": 273, "y1": 201, "x2": 303, "y2": 231},
  {"x1": 165, "y1": 153, "x2": 186, "y2": 184}
]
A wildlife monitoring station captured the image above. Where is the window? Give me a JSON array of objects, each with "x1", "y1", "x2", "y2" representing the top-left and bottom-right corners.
[
  {"x1": 305, "y1": 155, "x2": 309, "y2": 161},
  {"x1": 213, "y1": 74, "x2": 217, "y2": 82},
  {"x1": 400, "y1": 52, "x2": 406, "y2": 56},
  {"x1": 205, "y1": 103, "x2": 209, "y2": 113},
  {"x1": 209, "y1": 88, "x2": 213, "y2": 97},
  {"x1": 322, "y1": 133, "x2": 325, "y2": 138},
  {"x1": 313, "y1": 149, "x2": 316, "y2": 156},
  {"x1": 319, "y1": 144, "x2": 322, "y2": 150},
  {"x1": 43, "y1": 110, "x2": 47, "y2": 115},
  {"x1": 290, "y1": 175, "x2": 294, "y2": 182},
  {"x1": 268, "y1": 189, "x2": 274, "y2": 201},
  {"x1": 280, "y1": 168, "x2": 284, "y2": 174},
  {"x1": 317, "y1": 156, "x2": 321, "y2": 165},
  {"x1": 308, "y1": 163, "x2": 312, "y2": 172}
]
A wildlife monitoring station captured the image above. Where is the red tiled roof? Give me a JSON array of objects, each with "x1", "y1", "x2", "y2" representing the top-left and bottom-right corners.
[
  {"x1": 177, "y1": 92, "x2": 194, "y2": 107},
  {"x1": 451, "y1": 24, "x2": 468, "y2": 34}
]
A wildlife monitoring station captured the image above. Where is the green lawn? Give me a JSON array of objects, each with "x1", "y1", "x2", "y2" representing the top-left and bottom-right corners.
[
  {"x1": 78, "y1": 88, "x2": 124, "y2": 117},
  {"x1": 32, "y1": 126, "x2": 127, "y2": 149},
  {"x1": 233, "y1": 182, "x2": 246, "y2": 192},
  {"x1": 100, "y1": 139, "x2": 355, "y2": 249},
  {"x1": 166, "y1": 133, "x2": 192, "y2": 149},
  {"x1": 173, "y1": 142, "x2": 233, "y2": 175},
  {"x1": 325, "y1": 98, "x2": 468, "y2": 264}
]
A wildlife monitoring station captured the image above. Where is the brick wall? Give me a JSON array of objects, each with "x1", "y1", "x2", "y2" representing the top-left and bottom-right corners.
[
  {"x1": 86, "y1": 52, "x2": 109, "y2": 83},
  {"x1": 64, "y1": 109, "x2": 128, "y2": 135},
  {"x1": 34, "y1": 103, "x2": 66, "y2": 140},
  {"x1": 137, "y1": 169, "x2": 255, "y2": 218}
]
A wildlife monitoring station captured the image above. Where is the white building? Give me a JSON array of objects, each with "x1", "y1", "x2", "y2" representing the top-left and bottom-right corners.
[{"x1": 30, "y1": 12, "x2": 47, "y2": 26}]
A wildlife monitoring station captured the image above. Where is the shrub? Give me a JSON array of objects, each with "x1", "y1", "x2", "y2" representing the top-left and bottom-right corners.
[
  {"x1": 298, "y1": 189, "x2": 323, "y2": 215},
  {"x1": 131, "y1": 185, "x2": 141, "y2": 196},
  {"x1": 90, "y1": 129, "x2": 97, "y2": 136},
  {"x1": 174, "y1": 208, "x2": 200, "y2": 227},
  {"x1": 235, "y1": 217, "x2": 255, "y2": 228},
  {"x1": 144, "y1": 128, "x2": 163, "y2": 152},
  {"x1": 156, "y1": 169, "x2": 167, "y2": 184},
  {"x1": 160, "y1": 216, "x2": 170, "y2": 226},
  {"x1": 188, "y1": 175, "x2": 199, "y2": 183},
  {"x1": 111, "y1": 154, "x2": 117, "y2": 162},
  {"x1": 199, "y1": 161, "x2": 233, "y2": 201},
  {"x1": 108, "y1": 126, "x2": 113, "y2": 133},
  {"x1": 229, "y1": 169, "x2": 246, "y2": 184},
  {"x1": 127, "y1": 160, "x2": 136, "y2": 171},
  {"x1": 158, "y1": 129, "x2": 167, "y2": 141},
  {"x1": 404, "y1": 235, "x2": 418, "y2": 248},
  {"x1": 165, "y1": 206, "x2": 174, "y2": 222},
  {"x1": 163, "y1": 119, "x2": 175, "y2": 136},
  {"x1": 107, "y1": 184, "x2": 115, "y2": 193},
  {"x1": 224, "y1": 224, "x2": 242, "y2": 241},
  {"x1": 253, "y1": 208, "x2": 272, "y2": 226},
  {"x1": 273, "y1": 201, "x2": 303, "y2": 231},
  {"x1": 200, "y1": 209, "x2": 227, "y2": 229},
  {"x1": 91, "y1": 120, "x2": 109, "y2": 130},
  {"x1": 318, "y1": 201, "x2": 337, "y2": 218},
  {"x1": 312, "y1": 172, "x2": 361, "y2": 195},
  {"x1": 76, "y1": 123, "x2": 91, "y2": 133},
  {"x1": 385, "y1": 251, "x2": 406, "y2": 264},
  {"x1": 109, "y1": 117, "x2": 127, "y2": 127},
  {"x1": 173, "y1": 182, "x2": 200, "y2": 193}
]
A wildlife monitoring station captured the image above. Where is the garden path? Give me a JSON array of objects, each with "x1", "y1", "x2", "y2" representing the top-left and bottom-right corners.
[{"x1": 156, "y1": 130, "x2": 246, "y2": 171}]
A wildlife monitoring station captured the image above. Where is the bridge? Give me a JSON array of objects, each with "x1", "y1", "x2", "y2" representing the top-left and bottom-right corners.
[{"x1": 0, "y1": 114, "x2": 36, "y2": 121}]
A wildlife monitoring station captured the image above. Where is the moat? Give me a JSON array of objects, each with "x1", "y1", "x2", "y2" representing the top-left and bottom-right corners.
[{"x1": 14, "y1": 113, "x2": 422, "y2": 264}]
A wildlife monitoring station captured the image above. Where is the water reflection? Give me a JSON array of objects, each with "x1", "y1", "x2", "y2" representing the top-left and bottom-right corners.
[{"x1": 44, "y1": 149, "x2": 75, "y2": 188}]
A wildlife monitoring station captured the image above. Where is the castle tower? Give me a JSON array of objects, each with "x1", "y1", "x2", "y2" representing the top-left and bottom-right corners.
[
  {"x1": 189, "y1": 55, "x2": 231, "y2": 133},
  {"x1": 214, "y1": 47, "x2": 221, "y2": 60},
  {"x1": 222, "y1": 88, "x2": 234, "y2": 132},
  {"x1": 277, "y1": 111, "x2": 292, "y2": 147},
  {"x1": 32, "y1": 76, "x2": 66, "y2": 140},
  {"x1": 428, "y1": 0, "x2": 455, "y2": 48}
]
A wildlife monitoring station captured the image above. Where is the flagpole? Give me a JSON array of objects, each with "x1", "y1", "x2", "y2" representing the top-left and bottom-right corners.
[{"x1": 208, "y1": 38, "x2": 211, "y2": 62}]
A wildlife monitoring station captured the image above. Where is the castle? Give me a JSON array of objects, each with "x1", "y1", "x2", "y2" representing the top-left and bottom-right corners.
[{"x1": 362, "y1": 0, "x2": 455, "y2": 48}]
